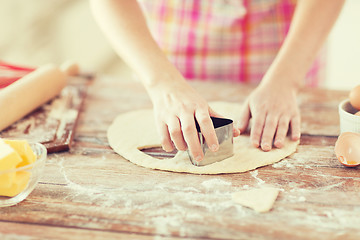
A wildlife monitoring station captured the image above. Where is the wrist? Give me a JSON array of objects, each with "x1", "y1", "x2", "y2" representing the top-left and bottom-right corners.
[
  {"x1": 139, "y1": 60, "x2": 184, "y2": 89},
  {"x1": 261, "y1": 60, "x2": 305, "y2": 92},
  {"x1": 259, "y1": 73, "x2": 301, "y2": 97}
]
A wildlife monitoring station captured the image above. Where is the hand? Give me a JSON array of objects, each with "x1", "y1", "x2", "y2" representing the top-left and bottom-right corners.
[
  {"x1": 146, "y1": 75, "x2": 239, "y2": 162},
  {"x1": 237, "y1": 81, "x2": 301, "y2": 151}
]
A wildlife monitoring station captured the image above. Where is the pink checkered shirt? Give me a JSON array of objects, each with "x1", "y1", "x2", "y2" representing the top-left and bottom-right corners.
[{"x1": 138, "y1": 0, "x2": 324, "y2": 87}]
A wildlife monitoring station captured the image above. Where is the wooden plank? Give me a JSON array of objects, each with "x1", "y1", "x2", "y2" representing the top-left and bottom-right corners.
[
  {"x1": 1, "y1": 170, "x2": 360, "y2": 239},
  {"x1": 0, "y1": 222, "x2": 183, "y2": 240},
  {"x1": 42, "y1": 84, "x2": 87, "y2": 153},
  {"x1": 0, "y1": 76, "x2": 90, "y2": 153}
]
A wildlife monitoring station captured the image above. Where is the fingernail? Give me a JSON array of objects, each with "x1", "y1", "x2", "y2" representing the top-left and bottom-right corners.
[
  {"x1": 233, "y1": 128, "x2": 240, "y2": 136},
  {"x1": 262, "y1": 144, "x2": 271, "y2": 151},
  {"x1": 163, "y1": 146, "x2": 173, "y2": 152},
  {"x1": 274, "y1": 140, "x2": 283, "y2": 148},
  {"x1": 195, "y1": 155, "x2": 203, "y2": 162},
  {"x1": 293, "y1": 134, "x2": 301, "y2": 141},
  {"x1": 210, "y1": 144, "x2": 219, "y2": 152}
]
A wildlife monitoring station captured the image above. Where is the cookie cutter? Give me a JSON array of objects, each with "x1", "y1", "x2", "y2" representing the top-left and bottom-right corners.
[{"x1": 189, "y1": 117, "x2": 234, "y2": 166}]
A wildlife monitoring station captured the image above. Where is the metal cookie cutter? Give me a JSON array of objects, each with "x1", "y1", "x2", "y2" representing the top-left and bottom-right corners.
[{"x1": 189, "y1": 117, "x2": 234, "y2": 166}]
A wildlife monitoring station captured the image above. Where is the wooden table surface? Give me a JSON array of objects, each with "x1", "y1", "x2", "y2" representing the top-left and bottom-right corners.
[{"x1": 1, "y1": 75, "x2": 359, "y2": 240}]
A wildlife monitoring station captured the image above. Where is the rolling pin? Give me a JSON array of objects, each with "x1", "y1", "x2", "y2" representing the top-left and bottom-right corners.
[{"x1": 0, "y1": 64, "x2": 67, "y2": 132}]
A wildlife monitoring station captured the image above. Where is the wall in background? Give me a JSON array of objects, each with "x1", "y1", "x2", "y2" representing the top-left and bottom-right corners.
[
  {"x1": 0, "y1": 0, "x2": 359, "y2": 90},
  {"x1": 326, "y1": 0, "x2": 360, "y2": 90},
  {"x1": 0, "y1": 0, "x2": 127, "y2": 75}
]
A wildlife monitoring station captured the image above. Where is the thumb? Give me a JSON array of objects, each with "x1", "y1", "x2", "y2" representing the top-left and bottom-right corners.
[{"x1": 238, "y1": 100, "x2": 251, "y2": 134}]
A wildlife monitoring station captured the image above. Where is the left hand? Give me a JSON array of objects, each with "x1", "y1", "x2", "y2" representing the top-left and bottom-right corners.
[{"x1": 237, "y1": 81, "x2": 301, "y2": 151}]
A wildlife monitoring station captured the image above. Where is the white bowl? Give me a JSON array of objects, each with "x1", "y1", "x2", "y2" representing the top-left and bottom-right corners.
[
  {"x1": 0, "y1": 142, "x2": 47, "y2": 207},
  {"x1": 338, "y1": 99, "x2": 360, "y2": 134}
]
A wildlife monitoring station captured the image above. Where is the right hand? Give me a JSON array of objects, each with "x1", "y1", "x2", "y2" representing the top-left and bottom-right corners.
[{"x1": 146, "y1": 74, "x2": 235, "y2": 163}]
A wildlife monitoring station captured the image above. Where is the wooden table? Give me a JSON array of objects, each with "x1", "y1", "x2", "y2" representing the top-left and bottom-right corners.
[{"x1": 1, "y1": 75, "x2": 359, "y2": 240}]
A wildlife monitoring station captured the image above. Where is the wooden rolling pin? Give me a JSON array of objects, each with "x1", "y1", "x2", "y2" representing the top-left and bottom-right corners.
[{"x1": 0, "y1": 64, "x2": 67, "y2": 132}]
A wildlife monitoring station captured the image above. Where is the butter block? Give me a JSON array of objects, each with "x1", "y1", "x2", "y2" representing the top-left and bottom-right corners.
[
  {"x1": 4, "y1": 139, "x2": 36, "y2": 167},
  {"x1": 0, "y1": 139, "x2": 22, "y2": 170},
  {"x1": 0, "y1": 139, "x2": 36, "y2": 196},
  {"x1": 0, "y1": 171, "x2": 30, "y2": 197},
  {"x1": 0, "y1": 139, "x2": 22, "y2": 188}
]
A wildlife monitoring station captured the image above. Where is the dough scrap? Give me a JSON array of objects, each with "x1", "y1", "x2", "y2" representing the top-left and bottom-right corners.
[
  {"x1": 232, "y1": 187, "x2": 280, "y2": 213},
  {"x1": 107, "y1": 102, "x2": 299, "y2": 174}
]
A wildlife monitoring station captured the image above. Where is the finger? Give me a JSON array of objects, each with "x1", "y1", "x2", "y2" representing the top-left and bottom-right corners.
[
  {"x1": 208, "y1": 107, "x2": 223, "y2": 118},
  {"x1": 238, "y1": 100, "x2": 251, "y2": 134},
  {"x1": 159, "y1": 123, "x2": 174, "y2": 152},
  {"x1": 250, "y1": 111, "x2": 266, "y2": 148},
  {"x1": 290, "y1": 115, "x2": 301, "y2": 141},
  {"x1": 232, "y1": 124, "x2": 240, "y2": 137},
  {"x1": 180, "y1": 114, "x2": 204, "y2": 162},
  {"x1": 167, "y1": 117, "x2": 187, "y2": 151},
  {"x1": 274, "y1": 115, "x2": 290, "y2": 148},
  {"x1": 260, "y1": 114, "x2": 279, "y2": 151},
  {"x1": 195, "y1": 110, "x2": 218, "y2": 152}
]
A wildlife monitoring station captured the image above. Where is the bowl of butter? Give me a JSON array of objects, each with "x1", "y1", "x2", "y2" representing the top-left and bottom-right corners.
[{"x1": 0, "y1": 139, "x2": 47, "y2": 207}]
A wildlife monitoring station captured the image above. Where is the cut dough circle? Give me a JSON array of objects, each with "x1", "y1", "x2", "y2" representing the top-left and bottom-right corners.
[{"x1": 107, "y1": 102, "x2": 299, "y2": 174}]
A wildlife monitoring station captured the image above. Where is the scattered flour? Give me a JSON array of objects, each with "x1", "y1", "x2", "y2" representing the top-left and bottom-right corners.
[
  {"x1": 287, "y1": 191, "x2": 307, "y2": 203},
  {"x1": 201, "y1": 178, "x2": 232, "y2": 189},
  {"x1": 298, "y1": 196, "x2": 306, "y2": 202},
  {"x1": 318, "y1": 181, "x2": 345, "y2": 191},
  {"x1": 0, "y1": 234, "x2": 33, "y2": 240},
  {"x1": 53, "y1": 157, "x2": 250, "y2": 237},
  {"x1": 49, "y1": 154, "x2": 356, "y2": 237},
  {"x1": 272, "y1": 159, "x2": 295, "y2": 169},
  {"x1": 325, "y1": 211, "x2": 334, "y2": 218},
  {"x1": 250, "y1": 170, "x2": 265, "y2": 185}
]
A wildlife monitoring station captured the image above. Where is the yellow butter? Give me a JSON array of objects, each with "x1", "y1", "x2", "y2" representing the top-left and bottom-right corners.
[
  {"x1": 0, "y1": 139, "x2": 22, "y2": 170},
  {"x1": 4, "y1": 139, "x2": 36, "y2": 167},
  {"x1": 0, "y1": 139, "x2": 22, "y2": 188},
  {"x1": 0, "y1": 139, "x2": 36, "y2": 197},
  {"x1": 0, "y1": 171, "x2": 30, "y2": 197}
]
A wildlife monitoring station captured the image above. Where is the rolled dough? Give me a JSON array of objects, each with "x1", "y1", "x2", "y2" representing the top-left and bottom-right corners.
[{"x1": 107, "y1": 102, "x2": 299, "y2": 174}]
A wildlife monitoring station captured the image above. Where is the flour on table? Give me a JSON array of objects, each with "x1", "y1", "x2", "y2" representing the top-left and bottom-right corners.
[
  {"x1": 232, "y1": 187, "x2": 280, "y2": 213},
  {"x1": 107, "y1": 101, "x2": 299, "y2": 174}
]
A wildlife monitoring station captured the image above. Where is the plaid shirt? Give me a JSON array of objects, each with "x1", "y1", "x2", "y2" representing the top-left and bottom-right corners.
[{"x1": 138, "y1": 0, "x2": 324, "y2": 86}]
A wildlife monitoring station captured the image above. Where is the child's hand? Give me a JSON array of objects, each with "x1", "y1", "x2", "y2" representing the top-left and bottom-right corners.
[{"x1": 237, "y1": 82, "x2": 301, "y2": 151}]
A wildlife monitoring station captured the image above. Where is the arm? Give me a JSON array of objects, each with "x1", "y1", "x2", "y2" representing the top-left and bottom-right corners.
[
  {"x1": 90, "y1": 0, "x2": 172, "y2": 86},
  {"x1": 238, "y1": 0, "x2": 345, "y2": 151},
  {"x1": 90, "y1": 0, "x2": 235, "y2": 162}
]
